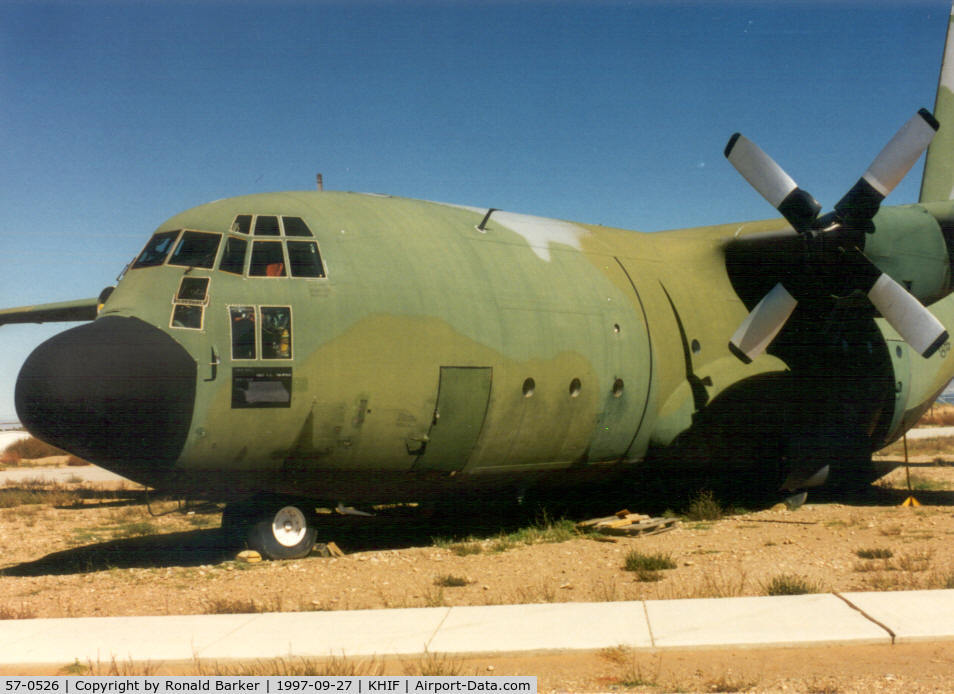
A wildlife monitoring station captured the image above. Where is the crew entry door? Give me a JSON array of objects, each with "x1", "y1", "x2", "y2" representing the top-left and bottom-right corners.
[{"x1": 415, "y1": 367, "x2": 492, "y2": 473}]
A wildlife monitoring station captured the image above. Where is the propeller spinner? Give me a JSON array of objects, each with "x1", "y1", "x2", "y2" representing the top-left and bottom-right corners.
[{"x1": 725, "y1": 109, "x2": 947, "y2": 363}]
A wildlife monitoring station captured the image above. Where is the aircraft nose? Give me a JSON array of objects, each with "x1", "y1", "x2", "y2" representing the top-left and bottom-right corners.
[{"x1": 15, "y1": 316, "x2": 196, "y2": 480}]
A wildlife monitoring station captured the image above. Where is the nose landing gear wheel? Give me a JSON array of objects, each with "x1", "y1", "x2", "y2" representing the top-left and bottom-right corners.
[{"x1": 246, "y1": 503, "x2": 318, "y2": 560}]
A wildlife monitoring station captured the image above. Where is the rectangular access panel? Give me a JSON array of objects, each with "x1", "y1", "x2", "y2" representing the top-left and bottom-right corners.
[{"x1": 416, "y1": 366, "x2": 492, "y2": 473}]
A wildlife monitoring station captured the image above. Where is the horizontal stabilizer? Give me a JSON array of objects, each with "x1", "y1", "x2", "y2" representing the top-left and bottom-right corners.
[{"x1": 0, "y1": 298, "x2": 99, "y2": 326}]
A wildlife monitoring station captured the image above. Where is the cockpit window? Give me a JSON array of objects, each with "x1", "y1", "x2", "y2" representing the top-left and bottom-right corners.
[
  {"x1": 230, "y1": 306, "x2": 257, "y2": 359},
  {"x1": 132, "y1": 230, "x2": 179, "y2": 269},
  {"x1": 219, "y1": 237, "x2": 248, "y2": 275},
  {"x1": 282, "y1": 217, "x2": 313, "y2": 237},
  {"x1": 287, "y1": 241, "x2": 326, "y2": 278},
  {"x1": 168, "y1": 231, "x2": 221, "y2": 269},
  {"x1": 249, "y1": 241, "x2": 287, "y2": 277},
  {"x1": 176, "y1": 277, "x2": 210, "y2": 303},
  {"x1": 254, "y1": 215, "x2": 281, "y2": 236},
  {"x1": 261, "y1": 306, "x2": 292, "y2": 359},
  {"x1": 232, "y1": 215, "x2": 252, "y2": 235}
]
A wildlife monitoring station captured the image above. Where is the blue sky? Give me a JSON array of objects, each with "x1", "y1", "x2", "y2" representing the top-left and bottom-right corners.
[{"x1": 0, "y1": 0, "x2": 951, "y2": 421}]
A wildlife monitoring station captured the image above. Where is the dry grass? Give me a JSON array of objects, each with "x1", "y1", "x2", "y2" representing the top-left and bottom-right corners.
[
  {"x1": 1, "y1": 436, "x2": 68, "y2": 462},
  {"x1": 598, "y1": 646, "x2": 662, "y2": 688},
  {"x1": 402, "y1": 650, "x2": 464, "y2": 676},
  {"x1": 917, "y1": 403, "x2": 954, "y2": 426},
  {"x1": 0, "y1": 485, "x2": 82, "y2": 509},
  {"x1": 0, "y1": 603, "x2": 37, "y2": 619},
  {"x1": 203, "y1": 596, "x2": 286, "y2": 614}
]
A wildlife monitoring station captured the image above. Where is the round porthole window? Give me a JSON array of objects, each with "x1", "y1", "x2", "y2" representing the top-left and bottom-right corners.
[
  {"x1": 569, "y1": 378, "x2": 582, "y2": 397},
  {"x1": 522, "y1": 378, "x2": 536, "y2": 397}
]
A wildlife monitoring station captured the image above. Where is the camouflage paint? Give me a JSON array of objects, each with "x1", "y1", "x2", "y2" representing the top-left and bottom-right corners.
[
  {"x1": 921, "y1": 4, "x2": 954, "y2": 203},
  {"x1": 90, "y1": 191, "x2": 799, "y2": 496}
]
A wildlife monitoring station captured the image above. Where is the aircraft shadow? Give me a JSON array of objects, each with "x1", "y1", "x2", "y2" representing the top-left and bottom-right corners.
[
  {"x1": 1, "y1": 528, "x2": 237, "y2": 577},
  {"x1": 4, "y1": 478, "x2": 952, "y2": 577}
]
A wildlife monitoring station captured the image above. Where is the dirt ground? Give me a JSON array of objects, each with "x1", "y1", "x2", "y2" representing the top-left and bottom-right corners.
[{"x1": 2, "y1": 447, "x2": 954, "y2": 691}]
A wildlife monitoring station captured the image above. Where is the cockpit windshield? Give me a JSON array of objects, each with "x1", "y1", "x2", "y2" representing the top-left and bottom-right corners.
[
  {"x1": 132, "y1": 231, "x2": 180, "y2": 269},
  {"x1": 168, "y1": 231, "x2": 222, "y2": 269}
]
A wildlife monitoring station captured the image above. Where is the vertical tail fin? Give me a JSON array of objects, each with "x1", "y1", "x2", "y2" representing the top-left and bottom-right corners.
[{"x1": 920, "y1": 3, "x2": 954, "y2": 202}]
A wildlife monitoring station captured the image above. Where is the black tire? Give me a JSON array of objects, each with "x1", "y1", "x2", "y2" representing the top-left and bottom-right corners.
[{"x1": 245, "y1": 503, "x2": 317, "y2": 560}]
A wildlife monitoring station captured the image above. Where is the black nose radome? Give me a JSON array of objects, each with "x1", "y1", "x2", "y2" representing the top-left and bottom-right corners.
[{"x1": 15, "y1": 316, "x2": 196, "y2": 481}]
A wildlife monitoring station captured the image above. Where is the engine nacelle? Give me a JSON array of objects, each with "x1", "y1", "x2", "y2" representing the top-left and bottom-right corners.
[{"x1": 865, "y1": 204, "x2": 950, "y2": 305}]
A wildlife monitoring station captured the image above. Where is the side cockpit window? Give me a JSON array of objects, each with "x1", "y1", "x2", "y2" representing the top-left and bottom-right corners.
[
  {"x1": 261, "y1": 307, "x2": 292, "y2": 359},
  {"x1": 132, "y1": 230, "x2": 179, "y2": 269},
  {"x1": 230, "y1": 306, "x2": 257, "y2": 359},
  {"x1": 170, "y1": 276, "x2": 210, "y2": 331},
  {"x1": 169, "y1": 231, "x2": 222, "y2": 269}
]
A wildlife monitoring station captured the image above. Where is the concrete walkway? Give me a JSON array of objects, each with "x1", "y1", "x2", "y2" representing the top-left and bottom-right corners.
[{"x1": 1, "y1": 590, "x2": 953, "y2": 667}]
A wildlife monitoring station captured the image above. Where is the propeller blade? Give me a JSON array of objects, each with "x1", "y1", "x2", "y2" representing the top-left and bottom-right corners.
[
  {"x1": 834, "y1": 109, "x2": 939, "y2": 223},
  {"x1": 728, "y1": 282, "x2": 798, "y2": 363},
  {"x1": 725, "y1": 133, "x2": 822, "y2": 233},
  {"x1": 867, "y1": 273, "x2": 948, "y2": 358}
]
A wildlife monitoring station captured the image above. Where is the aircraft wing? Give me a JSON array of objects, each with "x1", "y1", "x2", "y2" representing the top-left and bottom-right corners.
[{"x1": 0, "y1": 298, "x2": 100, "y2": 326}]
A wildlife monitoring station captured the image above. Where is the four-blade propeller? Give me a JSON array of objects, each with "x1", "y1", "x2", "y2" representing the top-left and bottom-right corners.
[{"x1": 725, "y1": 109, "x2": 948, "y2": 362}]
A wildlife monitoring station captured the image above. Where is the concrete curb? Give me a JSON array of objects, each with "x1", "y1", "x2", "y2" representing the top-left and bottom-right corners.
[{"x1": 2, "y1": 590, "x2": 953, "y2": 667}]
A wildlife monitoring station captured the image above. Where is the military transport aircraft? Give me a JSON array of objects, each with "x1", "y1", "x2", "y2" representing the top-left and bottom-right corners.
[{"x1": 5, "y1": 15, "x2": 954, "y2": 560}]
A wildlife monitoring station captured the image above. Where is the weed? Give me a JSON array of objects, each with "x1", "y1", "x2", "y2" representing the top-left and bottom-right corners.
[
  {"x1": 866, "y1": 572, "x2": 915, "y2": 591},
  {"x1": 204, "y1": 596, "x2": 283, "y2": 614},
  {"x1": 623, "y1": 550, "x2": 677, "y2": 572},
  {"x1": 78, "y1": 656, "x2": 160, "y2": 676},
  {"x1": 879, "y1": 524, "x2": 903, "y2": 536},
  {"x1": 927, "y1": 572, "x2": 954, "y2": 589},
  {"x1": 434, "y1": 574, "x2": 469, "y2": 587},
  {"x1": 185, "y1": 514, "x2": 218, "y2": 528},
  {"x1": 681, "y1": 566, "x2": 750, "y2": 599},
  {"x1": 2, "y1": 436, "x2": 67, "y2": 460},
  {"x1": 0, "y1": 486, "x2": 81, "y2": 508},
  {"x1": 854, "y1": 560, "x2": 884, "y2": 573},
  {"x1": 113, "y1": 521, "x2": 159, "y2": 538},
  {"x1": 491, "y1": 515, "x2": 577, "y2": 551},
  {"x1": 403, "y1": 650, "x2": 463, "y2": 676},
  {"x1": 703, "y1": 670, "x2": 760, "y2": 692},
  {"x1": 449, "y1": 541, "x2": 483, "y2": 556},
  {"x1": 762, "y1": 573, "x2": 823, "y2": 596},
  {"x1": 200, "y1": 655, "x2": 384, "y2": 677},
  {"x1": 434, "y1": 512, "x2": 577, "y2": 557},
  {"x1": 906, "y1": 474, "x2": 948, "y2": 491},
  {"x1": 633, "y1": 569, "x2": 663, "y2": 582},
  {"x1": 895, "y1": 549, "x2": 934, "y2": 572},
  {"x1": 685, "y1": 489, "x2": 724, "y2": 521},
  {"x1": 70, "y1": 520, "x2": 159, "y2": 545},
  {"x1": 422, "y1": 586, "x2": 446, "y2": 607},
  {"x1": 0, "y1": 603, "x2": 36, "y2": 619},
  {"x1": 917, "y1": 403, "x2": 954, "y2": 426},
  {"x1": 686, "y1": 522, "x2": 713, "y2": 531},
  {"x1": 855, "y1": 547, "x2": 894, "y2": 559}
]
